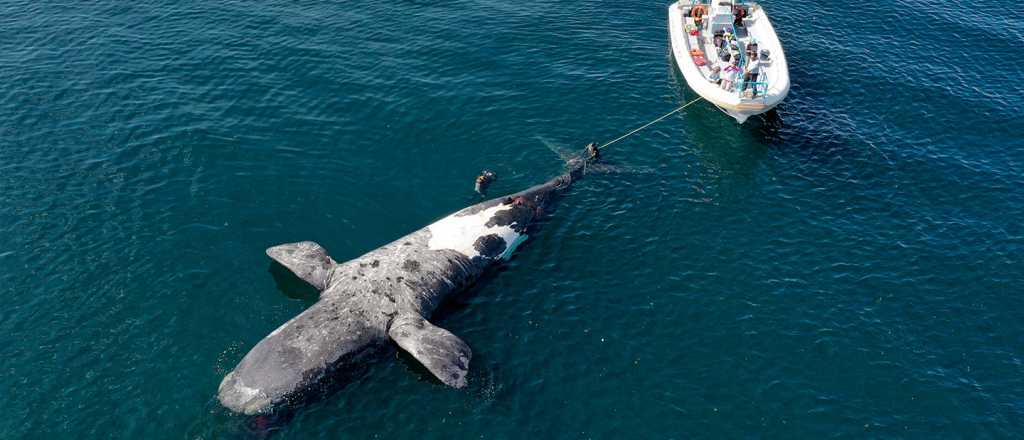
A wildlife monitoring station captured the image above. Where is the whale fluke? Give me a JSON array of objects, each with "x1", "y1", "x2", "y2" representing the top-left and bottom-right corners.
[
  {"x1": 388, "y1": 313, "x2": 471, "y2": 388},
  {"x1": 266, "y1": 241, "x2": 336, "y2": 291}
]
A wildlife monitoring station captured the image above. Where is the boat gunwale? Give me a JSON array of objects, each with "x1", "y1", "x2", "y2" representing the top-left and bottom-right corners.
[{"x1": 668, "y1": 1, "x2": 789, "y2": 121}]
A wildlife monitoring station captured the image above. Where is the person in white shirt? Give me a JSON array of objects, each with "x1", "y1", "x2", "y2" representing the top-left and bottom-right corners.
[{"x1": 743, "y1": 57, "x2": 761, "y2": 96}]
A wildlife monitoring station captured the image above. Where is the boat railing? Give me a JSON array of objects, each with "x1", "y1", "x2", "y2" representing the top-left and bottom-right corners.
[
  {"x1": 733, "y1": 74, "x2": 769, "y2": 102},
  {"x1": 732, "y1": 23, "x2": 745, "y2": 68},
  {"x1": 685, "y1": 0, "x2": 768, "y2": 101},
  {"x1": 727, "y1": 20, "x2": 769, "y2": 102}
]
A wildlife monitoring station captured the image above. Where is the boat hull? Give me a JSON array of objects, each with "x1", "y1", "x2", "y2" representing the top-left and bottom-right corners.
[{"x1": 668, "y1": 1, "x2": 789, "y2": 123}]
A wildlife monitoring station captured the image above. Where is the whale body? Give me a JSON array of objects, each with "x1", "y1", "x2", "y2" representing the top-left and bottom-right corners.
[{"x1": 217, "y1": 156, "x2": 588, "y2": 415}]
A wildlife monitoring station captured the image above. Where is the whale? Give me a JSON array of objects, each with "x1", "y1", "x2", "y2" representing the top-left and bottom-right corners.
[{"x1": 217, "y1": 151, "x2": 593, "y2": 415}]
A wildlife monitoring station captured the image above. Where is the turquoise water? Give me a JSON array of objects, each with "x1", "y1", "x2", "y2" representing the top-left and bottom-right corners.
[{"x1": 2, "y1": 0, "x2": 1023, "y2": 438}]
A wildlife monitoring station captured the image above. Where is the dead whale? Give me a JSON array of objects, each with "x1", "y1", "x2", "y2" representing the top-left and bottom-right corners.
[{"x1": 218, "y1": 153, "x2": 591, "y2": 415}]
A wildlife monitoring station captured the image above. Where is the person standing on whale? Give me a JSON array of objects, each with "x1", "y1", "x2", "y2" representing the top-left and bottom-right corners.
[{"x1": 218, "y1": 147, "x2": 598, "y2": 415}]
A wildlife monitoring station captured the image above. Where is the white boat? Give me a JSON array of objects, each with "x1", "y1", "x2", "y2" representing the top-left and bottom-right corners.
[{"x1": 668, "y1": 1, "x2": 789, "y2": 123}]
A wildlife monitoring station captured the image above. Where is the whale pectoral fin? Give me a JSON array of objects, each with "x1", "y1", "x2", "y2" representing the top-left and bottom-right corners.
[
  {"x1": 388, "y1": 313, "x2": 471, "y2": 388},
  {"x1": 266, "y1": 241, "x2": 336, "y2": 291}
]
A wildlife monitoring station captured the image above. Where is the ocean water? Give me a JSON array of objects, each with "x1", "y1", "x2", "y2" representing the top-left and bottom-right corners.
[{"x1": 2, "y1": 0, "x2": 1023, "y2": 438}]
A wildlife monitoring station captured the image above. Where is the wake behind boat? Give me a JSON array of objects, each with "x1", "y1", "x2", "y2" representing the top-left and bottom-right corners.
[{"x1": 669, "y1": 0, "x2": 789, "y2": 123}]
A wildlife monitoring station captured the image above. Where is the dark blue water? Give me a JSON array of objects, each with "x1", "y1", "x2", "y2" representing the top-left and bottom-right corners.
[{"x1": 2, "y1": 1, "x2": 1023, "y2": 438}]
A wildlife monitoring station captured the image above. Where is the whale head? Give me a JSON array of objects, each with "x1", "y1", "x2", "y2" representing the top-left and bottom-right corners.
[
  {"x1": 217, "y1": 299, "x2": 383, "y2": 415},
  {"x1": 218, "y1": 370, "x2": 276, "y2": 415}
]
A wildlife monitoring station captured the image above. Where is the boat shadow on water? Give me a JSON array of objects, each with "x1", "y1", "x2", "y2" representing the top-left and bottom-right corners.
[{"x1": 742, "y1": 107, "x2": 784, "y2": 144}]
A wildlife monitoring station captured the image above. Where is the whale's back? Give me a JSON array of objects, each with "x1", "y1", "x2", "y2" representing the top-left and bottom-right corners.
[{"x1": 324, "y1": 211, "x2": 506, "y2": 318}]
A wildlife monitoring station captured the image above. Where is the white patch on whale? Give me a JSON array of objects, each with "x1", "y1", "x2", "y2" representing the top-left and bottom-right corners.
[{"x1": 428, "y1": 205, "x2": 522, "y2": 259}]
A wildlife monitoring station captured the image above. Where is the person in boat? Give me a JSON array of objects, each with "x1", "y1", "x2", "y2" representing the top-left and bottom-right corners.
[
  {"x1": 716, "y1": 34, "x2": 729, "y2": 60},
  {"x1": 733, "y1": 6, "x2": 747, "y2": 27},
  {"x1": 713, "y1": 29, "x2": 724, "y2": 48},
  {"x1": 728, "y1": 41, "x2": 741, "y2": 63},
  {"x1": 475, "y1": 170, "x2": 497, "y2": 194},
  {"x1": 721, "y1": 60, "x2": 741, "y2": 91},
  {"x1": 708, "y1": 65, "x2": 722, "y2": 84},
  {"x1": 586, "y1": 142, "x2": 600, "y2": 160},
  {"x1": 690, "y1": 5, "x2": 707, "y2": 28},
  {"x1": 743, "y1": 56, "x2": 761, "y2": 96},
  {"x1": 745, "y1": 42, "x2": 759, "y2": 61}
]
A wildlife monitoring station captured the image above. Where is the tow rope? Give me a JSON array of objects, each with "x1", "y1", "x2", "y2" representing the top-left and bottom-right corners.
[{"x1": 597, "y1": 96, "x2": 704, "y2": 151}]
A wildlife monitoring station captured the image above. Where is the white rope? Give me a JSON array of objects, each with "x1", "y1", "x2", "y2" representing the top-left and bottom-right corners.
[{"x1": 598, "y1": 97, "x2": 703, "y2": 150}]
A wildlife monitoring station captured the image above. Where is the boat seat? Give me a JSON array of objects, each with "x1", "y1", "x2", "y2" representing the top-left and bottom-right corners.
[{"x1": 685, "y1": 20, "x2": 715, "y2": 78}]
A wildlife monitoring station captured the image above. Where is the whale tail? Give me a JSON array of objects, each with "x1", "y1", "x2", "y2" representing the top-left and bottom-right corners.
[
  {"x1": 537, "y1": 135, "x2": 577, "y2": 163},
  {"x1": 266, "y1": 241, "x2": 336, "y2": 291},
  {"x1": 537, "y1": 136, "x2": 654, "y2": 177}
]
